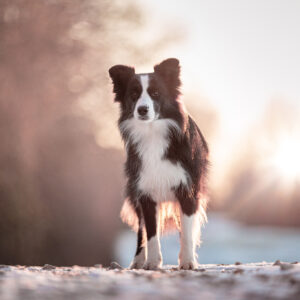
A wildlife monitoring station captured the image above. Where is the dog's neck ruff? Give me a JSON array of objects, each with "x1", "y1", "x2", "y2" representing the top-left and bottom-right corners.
[
  {"x1": 120, "y1": 118, "x2": 180, "y2": 148},
  {"x1": 120, "y1": 118, "x2": 188, "y2": 202}
]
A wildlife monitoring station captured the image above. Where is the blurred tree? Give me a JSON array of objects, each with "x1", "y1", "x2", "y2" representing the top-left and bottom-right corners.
[{"x1": 0, "y1": 0, "x2": 179, "y2": 266}]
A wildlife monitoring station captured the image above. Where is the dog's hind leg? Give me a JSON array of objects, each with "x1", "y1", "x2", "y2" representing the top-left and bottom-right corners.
[
  {"x1": 129, "y1": 205, "x2": 146, "y2": 269},
  {"x1": 139, "y1": 195, "x2": 162, "y2": 270},
  {"x1": 176, "y1": 185, "x2": 199, "y2": 270}
]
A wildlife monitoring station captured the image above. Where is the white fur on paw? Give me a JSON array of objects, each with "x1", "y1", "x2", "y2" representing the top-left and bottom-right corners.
[
  {"x1": 143, "y1": 258, "x2": 162, "y2": 270},
  {"x1": 179, "y1": 258, "x2": 198, "y2": 270},
  {"x1": 143, "y1": 253, "x2": 162, "y2": 270},
  {"x1": 129, "y1": 249, "x2": 146, "y2": 269},
  {"x1": 143, "y1": 236, "x2": 162, "y2": 270},
  {"x1": 130, "y1": 260, "x2": 144, "y2": 269}
]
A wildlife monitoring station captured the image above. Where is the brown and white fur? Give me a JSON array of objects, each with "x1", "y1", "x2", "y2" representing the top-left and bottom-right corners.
[{"x1": 109, "y1": 58, "x2": 209, "y2": 270}]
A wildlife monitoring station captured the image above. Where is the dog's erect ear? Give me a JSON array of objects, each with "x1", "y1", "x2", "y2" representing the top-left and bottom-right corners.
[
  {"x1": 108, "y1": 65, "x2": 135, "y2": 102},
  {"x1": 154, "y1": 58, "x2": 181, "y2": 98}
]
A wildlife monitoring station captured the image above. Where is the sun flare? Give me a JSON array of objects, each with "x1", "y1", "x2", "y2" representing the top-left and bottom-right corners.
[{"x1": 271, "y1": 137, "x2": 300, "y2": 181}]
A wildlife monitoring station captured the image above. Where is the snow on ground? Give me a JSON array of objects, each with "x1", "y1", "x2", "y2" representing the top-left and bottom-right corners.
[
  {"x1": 1, "y1": 214, "x2": 300, "y2": 299},
  {"x1": 0, "y1": 262, "x2": 300, "y2": 300}
]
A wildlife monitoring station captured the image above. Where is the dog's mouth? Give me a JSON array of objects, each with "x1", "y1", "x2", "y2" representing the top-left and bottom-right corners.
[
  {"x1": 138, "y1": 116, "x2": 150, "y2": 121},
  {"x1": 136, "y1": 114, "x2": 159, "y2": 122}
]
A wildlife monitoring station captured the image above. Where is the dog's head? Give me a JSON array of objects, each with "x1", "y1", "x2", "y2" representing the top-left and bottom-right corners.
[{"x1": 109, "y1": 58, "x2": 182, "y2": 123}]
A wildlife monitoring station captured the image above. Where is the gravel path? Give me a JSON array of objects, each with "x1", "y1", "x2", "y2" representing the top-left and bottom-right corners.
[{"x1": 0, "y1": 262, "x2": 300, "y2": 300}]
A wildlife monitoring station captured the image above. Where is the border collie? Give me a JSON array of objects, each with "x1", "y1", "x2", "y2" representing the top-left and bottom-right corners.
[{"x1": 109, "y1": 58, "x2": 209, "y2": 270}]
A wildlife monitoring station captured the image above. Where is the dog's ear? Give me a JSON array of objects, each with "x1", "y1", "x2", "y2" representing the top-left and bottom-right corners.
[
  {"x1": 108, "y1": 65, "x2": 135, "y2": 102},
  {"x1": 154, "y1": 58, "x2": 181, "y2": 98}
]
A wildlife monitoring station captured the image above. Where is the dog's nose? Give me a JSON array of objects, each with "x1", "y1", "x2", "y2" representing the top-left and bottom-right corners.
[{"x1": 137, "y1": 106, "x2": 149, "y2": 116}]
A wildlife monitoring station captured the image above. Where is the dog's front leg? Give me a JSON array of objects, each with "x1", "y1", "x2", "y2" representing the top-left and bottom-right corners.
[
  {"x1": 129, "y1": 205, "x2": 146, "y2": 269},
  {"x1": 178, "y1": 211, "x2": 198, "y2": 270},
  {"x1": 140, "y1": 195, "x2": 162, "y2": 270},
  {"x1": 176, "y1": 186, "x2": 199, "y2": 270}
]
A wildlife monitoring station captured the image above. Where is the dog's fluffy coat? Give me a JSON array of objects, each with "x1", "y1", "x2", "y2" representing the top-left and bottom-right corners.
[{"x1": 109, "y1": 58, "x2": 209, "y2": 270}]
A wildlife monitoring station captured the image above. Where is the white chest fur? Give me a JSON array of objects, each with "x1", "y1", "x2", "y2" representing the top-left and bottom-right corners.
[{"x1": 121, "y1": 118, "x2": 188, "y2": 202}]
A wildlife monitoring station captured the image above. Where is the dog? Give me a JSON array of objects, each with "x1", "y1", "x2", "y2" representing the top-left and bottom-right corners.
[{"x1": 109, "y1": 58, "x2": 209, "y2": 270}]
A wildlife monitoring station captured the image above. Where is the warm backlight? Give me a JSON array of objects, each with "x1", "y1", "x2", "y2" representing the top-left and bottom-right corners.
[{"x1": 271, "y1": 136, "x2": 300, "y2": 182}]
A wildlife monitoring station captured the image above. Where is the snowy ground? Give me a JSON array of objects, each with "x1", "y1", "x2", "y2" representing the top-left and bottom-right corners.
[{"x1": 0, "y1": 262, "x2": 300, "y2": 300}]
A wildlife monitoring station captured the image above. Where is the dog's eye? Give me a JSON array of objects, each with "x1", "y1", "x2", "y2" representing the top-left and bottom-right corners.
[
  {"x1": 150, "y1": 91, "x2": 159, "y2": 98},
  {"x1": 131, "y1": 91, "x2": 139, "y2": 99}
]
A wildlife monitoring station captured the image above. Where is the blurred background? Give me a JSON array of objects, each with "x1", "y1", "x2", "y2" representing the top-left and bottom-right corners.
[{"x1": 0, "y1": 0, "x2": 299, "y2": 267}]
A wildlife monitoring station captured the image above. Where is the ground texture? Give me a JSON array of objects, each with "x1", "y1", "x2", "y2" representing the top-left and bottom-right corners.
[{"x1": 1, "y1": 261, "x2": 300, "y2": 300}]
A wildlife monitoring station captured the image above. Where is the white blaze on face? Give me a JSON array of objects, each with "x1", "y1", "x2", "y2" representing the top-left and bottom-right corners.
[{"x1": 134, "y1": 75, "x2": 156, "y2": 122}]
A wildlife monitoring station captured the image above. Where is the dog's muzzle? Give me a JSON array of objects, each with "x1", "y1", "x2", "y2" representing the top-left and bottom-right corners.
[{"x1": 137, "y1": 106, "x2": 149, "y2": 120}]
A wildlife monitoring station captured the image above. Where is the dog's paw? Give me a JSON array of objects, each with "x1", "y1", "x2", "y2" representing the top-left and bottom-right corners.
[
  {"x1": 143, "y1": 257, "x2": 162, "y2": 270},
  {"x1": 129, "y1": 250, "x2": 146, "y2": 269},
  {"x1": 130, "y1": 260, "x2": 144, "y2": 269},
  {"x1": 179, "y1": 258, "x2": 198, "y2": 270}
]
